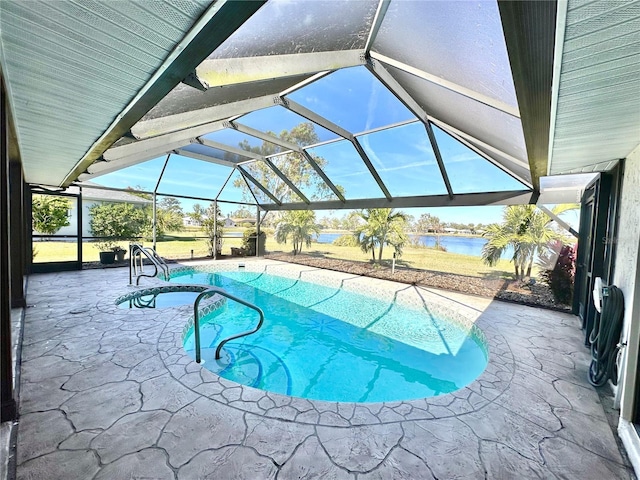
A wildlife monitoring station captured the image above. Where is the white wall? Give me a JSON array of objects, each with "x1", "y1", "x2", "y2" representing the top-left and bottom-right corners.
[
  {"x1": 614, "y1": 143, "x2": 640, "y2": 473},
  {"x1": 52, "y1": 199, "x2": 100, "y2": 238}
]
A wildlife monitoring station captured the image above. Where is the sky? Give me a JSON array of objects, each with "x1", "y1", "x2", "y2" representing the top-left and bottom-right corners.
[{"x1": 92, "y1": 66, "x2": 579, "y2": 229}]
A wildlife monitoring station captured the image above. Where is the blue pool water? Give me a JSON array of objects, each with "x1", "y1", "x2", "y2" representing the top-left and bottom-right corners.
[{"x1": 174, "y1": 269, "x2": 488, "y2": 403}]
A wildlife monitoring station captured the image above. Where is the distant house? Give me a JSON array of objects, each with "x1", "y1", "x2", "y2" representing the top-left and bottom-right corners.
[
  {"x1": 41, "y1": 182, "x2": 152, "y2": 238},
  {"x1": 224, "y1": 216, "x2": 257, "y2": 228},
  {"x1": 183, "y1": 216, "x2": 201, "y2": 227}
]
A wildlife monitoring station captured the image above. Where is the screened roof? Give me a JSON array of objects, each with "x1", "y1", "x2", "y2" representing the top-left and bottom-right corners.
[{"x1": 2, "y1": 0, "x2": 638, "y2": 210}]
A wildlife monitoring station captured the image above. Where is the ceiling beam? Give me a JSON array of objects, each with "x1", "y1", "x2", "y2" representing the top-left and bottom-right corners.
[
  {"x1": 259, "y1": 190, "x2": 536, "y2": 211},
  {"x1": 230, "y1": 121, "x2": 303, "y2": 152},
  {"x1": 237, "y1": 166, "x2": 282, "y2": 205},
  {"x1": 428, "y1": 118, "x2": 529, "y2": 169},
  {"x1": 196, "y1": 50, "x2": 365, "y2": 88},
  {"x1": 498, "y1": 0, "x2": 557, "y2": 191},
  {"x1": 230, "y1": 121, "x2": 346, "y2": 203},
  {"x1": 424, "y1": 122, "x2": 454, "y2": 199},
  {"x1": 83, "y1": 148, "x2": 167, "y2": 178},
  {"x1": 62, "y1": 0, "x2": 267, "y2": 186},
  {"x1": 173, "y1": 149, "x2": 237, "y2": 168},
  {"x1": 264, "y1": 159, "x2": 310, "y2": 205},
  {"x1": 281, "y1": 97, "x2": 392, "y2": 201},
  {"x1": 367, "y1": 59, "x2": 457, "y2": 198},
  {"x1": 364, "y1": 0, "x2": 392, "y2": 54},
  {"x1": 351, "y1": 139, "x2": 392, "y2": 200},
  {"x1": 371, "y1": 52, "x2": 521, "y2": 118},
  {"x1": 368, "y1": 57, "x2": 533, "y2": 189},
  {"x1": 430, "y1": 120, "x2": 533, "y2": 189},
  {"x1": 103, "y1": 121, "x2": 226, "y2": 161},
  {"x1": 279, "y1": 71, "x2": 332, "y2": 97},
  {"x1": 197, "y1": 138, "x2": 262, "y2": 161},
  {"x1": 131, "y1": 94, "x2": 275, "y2": 140},
  {"x1": 198, "y1": 136, "x2": 310, "y2": 204},
  {"x1": 281, "y1": 98, "x2": 353, "y2": 140},
  {"x1": 300, "y1": 151, "x2": 346, "y2": 203}
]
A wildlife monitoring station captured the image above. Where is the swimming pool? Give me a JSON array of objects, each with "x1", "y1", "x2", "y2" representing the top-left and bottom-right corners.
[{"x1": 173, "y1": 267, "x2": 488, "y2": 403}]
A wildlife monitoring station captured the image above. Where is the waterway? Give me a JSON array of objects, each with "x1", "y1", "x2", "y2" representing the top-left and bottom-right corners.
[{"x1": 315, "y1": 232, "x2": 497, "y2": 258}]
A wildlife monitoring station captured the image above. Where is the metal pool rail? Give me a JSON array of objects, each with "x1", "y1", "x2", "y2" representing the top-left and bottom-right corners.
[
  {"x1": 129, "y1": 243, "x2": 170, "y2": 285},
  {"x1": 193, "y1": 287, "x2": 265, "y2": 363}
]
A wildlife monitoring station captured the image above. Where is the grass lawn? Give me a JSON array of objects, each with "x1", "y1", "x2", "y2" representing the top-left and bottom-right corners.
[{"x1": 33, "y1": 228, "x2": 519, "y2": 279}]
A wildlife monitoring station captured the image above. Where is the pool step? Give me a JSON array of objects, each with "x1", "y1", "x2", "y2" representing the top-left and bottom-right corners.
[{"x1": 220, "y1": 345, "x2": 292, "y2": 395}]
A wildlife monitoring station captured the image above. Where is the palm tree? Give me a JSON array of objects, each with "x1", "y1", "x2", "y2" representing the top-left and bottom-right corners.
[
  {"x1": 481, "y1": 204, "x2": 576, "y2": 280},
  {"x1": 355, "y1": 208, "x2": 408, "y2": 262},
  {"x1": 274, "y1": 210, "x2": 320, "y2": 255}
]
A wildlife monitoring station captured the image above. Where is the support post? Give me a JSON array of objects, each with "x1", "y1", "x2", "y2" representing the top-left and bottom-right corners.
[
  {"x1": 256, "y1": 207, "x2": 261, "y2": 257},
  {"x1": 77, "y1": 186, "x2": 83, "y2": 266},
  {"x1": 214, "y1": 200, "x2": 218, "y2": 260},
  {"x1": 9, "y1": 161, "x2": 25, "y2": 307},
  {"x1": 152, "y1": 192, "x2": 157, "y2": 250},
  {"x1": 24, "y1": 184, "x2": 32, "y2": 273},
  {"x1": 1, "y1": 79, "x2": 17, "y2": 421},
  {"x1": 153, "y1": 154, "x2": 171, "y2": 252}
]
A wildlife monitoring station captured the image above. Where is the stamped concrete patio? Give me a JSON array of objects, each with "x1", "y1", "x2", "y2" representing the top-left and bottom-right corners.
[{"x1": 15, "y1": 260, "x2": 635, "y2": 479}]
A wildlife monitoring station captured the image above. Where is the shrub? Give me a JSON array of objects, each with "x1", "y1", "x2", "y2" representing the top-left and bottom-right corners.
[
  {"x1": 539, "y1": 241, "x2": 576, "y2": 305},
  {"x1": 332, "y1": 234, "x2": 359, "y2": 247},
  {"x1": 89, "y1": 202, "x2": 146, "y2": 251},
  {"x1": 242, "y1": 229, "x2": 267, "y2": 256},
  {"x1": 32, "y1": 195, "x2": 71, "y2": 235}
]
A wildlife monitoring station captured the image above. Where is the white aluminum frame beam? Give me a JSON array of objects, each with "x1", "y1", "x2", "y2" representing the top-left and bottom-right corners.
[
  {"x1": 104, "y1": 121, "x2": 226, "y2": 161},
  {"x1": 371, "y1": 52, "x2": 521, "y2": 118},
  {"x1": 173, "y1": 148, "x2": 237, "y2": 168},
  {"x1": 197, "y1": 138, "x2": 262, "y2": 161},
  {"x1": 131, "y1": 95, "x2": 276, "y2": 140},
  {"x1": 83, "y1": 147, "x2": 171, "y2": 178},
  {"x1": 281, "y1": 97, "x2": 392, "y2": 200},
  {"x1": 229, "y1": 121, "x2": 303, "y2": 152},
  {"x1": 197, "y1": 137, "x2": 310, "y2": 204},
  {"x1": 229, "y1": 121, "x2": 345, "y2": 202},
  {"x1": 368, "y1": 58, "x2": 533, "y2": 189},
  {"x1": 196, "y1": 50, "x2": 365, "y2": 88},
  {"x1": 237, "y1": 166, "x2": 282, "y2": 205},
  {"x1": 260, "y1": 189, "x2": 536, "y2": 211},
  {"x1": 364, "y1": 0, "x2": 392, "y2": 53}
]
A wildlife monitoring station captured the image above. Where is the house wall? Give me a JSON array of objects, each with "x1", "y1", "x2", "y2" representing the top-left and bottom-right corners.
[
  {"x1": 614, "y1": 143, "x2": 640, "y2": 473},
  {"x1": 43, "y1": 199, "x2": 102, "y2": 238}
]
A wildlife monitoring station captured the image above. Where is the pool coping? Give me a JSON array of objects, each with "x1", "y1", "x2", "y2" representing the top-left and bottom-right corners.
[{"x1": 96, "y1": 259, "x2": 515, "y2": 427}]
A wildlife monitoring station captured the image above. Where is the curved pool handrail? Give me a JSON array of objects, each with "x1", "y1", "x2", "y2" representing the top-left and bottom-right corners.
[
  {"x1": 193, "y1": 287, "x2": 265, "y2": 363},
  {"x1": 129, "y1": 243, "x2": 170, "y2": 285}
]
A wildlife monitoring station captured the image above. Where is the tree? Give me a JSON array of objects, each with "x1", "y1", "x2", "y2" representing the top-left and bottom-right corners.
[
  {"x1": 415, "y1": 213, "x2": 444, "y2": 249},
  {"x1": 155, "y1": 197, "x2": 184, "y2": 234},
  {"x1": 274, "y1": 210, "x2": 320, "y2": 255},
  {"x1": 481, "y1": 204, "x2": 575, "y2": 281},
  {"x1": 231, "y1": 207, "x2": 253, "y2": 219},
  {"x1": 355, "y1": 208, "x2": 409, "y2": 262},
  {"x1": 414, "y1": 213, "x2": 441, "y2": 233},
  {"x1": 341, "y1": 211, "x2": 364, "y2": 231},
  {"x1": 234, "y1": 123, "x2": 338, "y2": 203},
  {"x1": 89, "y1": 203, "x2": 146, "y2": 250},
  {"x1": 32, "y1": 195, "x2": 71, "y2": 235},
  {"x1": 202, "y1": 203, "x2": 224, "y2": 257},
  {"x1": 187, "y1": 203, "x2": 206, "y2": 226}
]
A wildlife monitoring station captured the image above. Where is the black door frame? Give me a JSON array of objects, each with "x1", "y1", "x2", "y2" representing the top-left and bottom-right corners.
[
  {"x1": 573, "y1": 162, "x2": 624, "y2": 345},
  {"x1": 29, "y1": 188, "x2": 83, "y2": 273}
]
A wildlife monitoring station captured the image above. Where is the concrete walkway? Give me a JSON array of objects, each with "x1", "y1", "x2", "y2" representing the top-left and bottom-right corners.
[{"x1": 15, "y1": 260, "x2": 635, "y2": 479}]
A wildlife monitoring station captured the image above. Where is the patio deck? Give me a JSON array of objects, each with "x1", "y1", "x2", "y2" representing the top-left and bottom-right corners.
[{"x1": 14, "y1": 260, "x2": 635, "y2": 479}]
